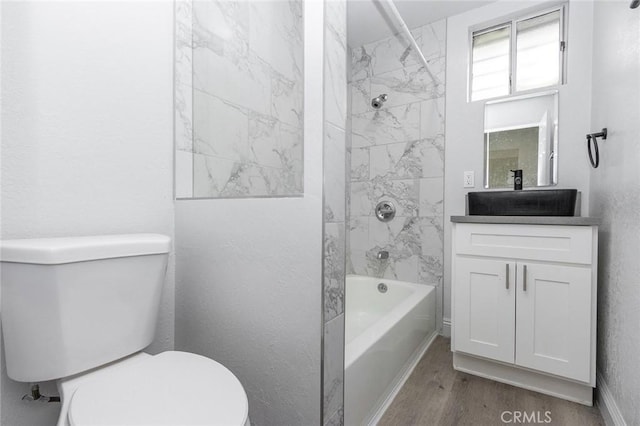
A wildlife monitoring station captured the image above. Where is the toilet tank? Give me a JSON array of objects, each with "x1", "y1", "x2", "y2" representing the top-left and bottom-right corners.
[{"x1": 0, "y1": 234, "x2": 171, "y2": 382}]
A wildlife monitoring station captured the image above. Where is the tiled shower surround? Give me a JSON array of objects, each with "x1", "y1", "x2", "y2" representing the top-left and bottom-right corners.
[
  {"x1": 175, "y1": 0, "x2": 304, "y2": 198},
  {"x1": 322, "y1": 1, "x2": 347, "y2": 425},
  {"x1": 348, "y1": 20, "x2": 446, "y2": 293}
]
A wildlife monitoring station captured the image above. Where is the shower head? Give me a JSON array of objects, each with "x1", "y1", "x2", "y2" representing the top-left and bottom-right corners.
[
  {"x1": 631, "y1": 0, "x2": 640, "y2": 8},
  {"x1": 371, "y1": 94, "x2": 388, "y2": 110}
]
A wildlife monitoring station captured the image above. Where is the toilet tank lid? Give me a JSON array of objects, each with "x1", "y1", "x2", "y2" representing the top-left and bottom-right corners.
[{"x1": 0, "y1": 234, "x2": 171, "y2": 265}]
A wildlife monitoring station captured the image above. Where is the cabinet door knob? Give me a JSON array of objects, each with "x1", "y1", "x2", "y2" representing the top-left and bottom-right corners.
[
  {"x1": 505, "y1": 263, "x2": 510, "y2": 289},
  {"x1": 523, "y1": 264, "x2": 528, "y2": 292}
]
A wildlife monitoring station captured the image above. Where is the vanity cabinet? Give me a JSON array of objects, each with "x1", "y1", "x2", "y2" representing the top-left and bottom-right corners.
[{"x1": 451, "y1": 221, "x2": 598, "y2": 404}]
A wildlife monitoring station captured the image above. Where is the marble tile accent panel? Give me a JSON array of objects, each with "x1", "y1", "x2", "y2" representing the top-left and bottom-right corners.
[
  {"x1": 249, "y1": 112, "x2": 302, "y2": 171},
  {"x1": 369, "y1": 216, "x2": 421, "y2": 257},
  {"x1": 350, "y1": 236, "x2": 433, "y2": 283},
  {"x1": 324, "y1": 124, "x2": 346, "y2": 223},
  {"x1": 347, "y1": 215, "x2": 444, "y2": 284},
  {"x1": 370, "y1": 60, "x2": 445, "y2": 109},
  {"x1": 421, "y1": 143, "x2": 444, "y2": 178},
  {"x1": 193, "y1": 153, "x2": 302, "y2": 198},
  {"x1": 419, "y1": 217, "x2": 444, "y2": 258},
  {"x1": 350, "y1": 78, "x2": 371, "y2": 115},
  {"x1": 365, "y1": 33, "x2": 421, "y2": 75},
  {"x1": 345, "y1": 217, "x2": 353, "y2": 276},
  {"x1": 351, "y1": 103, "x2": 420, "y2": 148},
  {"x1": 271, "y1": 71, "x2": 304, "y2": 129},
  {"x1": 193, "y1": 90, "x2": 249, "y2": 160},
  {"x1": 324, "y1": 406, "x2": 344, "y2": 426},
  {"x1": 420, "y1": 97, "x2": 445, "y2": 140},
  {"x1": 345, "y1": 148, "x2": 352, "y2": 216},
  {"x1": 348, "y1": 248, "x2": 369, "y2": 277},
  {"x1": 193, "y1": 153, "x2": 234, "y2": 198},
  {"x1": 175, "y1": 83, "x2": 193, "y2": 153},
  {"x1": 323, "y1": 313, "x2": 345, "y2": 421},
  {"x1": 417, "y1": 19, "x2": 447, "y2": 62},
  {"x1": 249, "y1": 0, "x2": 303, "y2": 82},
  {"x1": 175, "y1": 0, "x2": 193, "y2": 91},
  {"x1": 324, "y1": 0, "x2": 347, "y2": 128},
  {"x1": 419, "y1": 254, "x2": 443, "y2": 286},
  {"x1": 192, "y1": 0, "x2": 272, "y2": 115},
  {"x1": 324, "y1": 223, "x2": 345, "y2": 321},
  {"x1": 351, "y1": 45, "x2": 373, "y2": 81},
  {"x1": 175, "y1": 0, "x2": 193, "y2": 154},
  {"x1": 193, "y1": 46, "x2": 272, "y2": 117},
  {"x1": 349, "y1": 181, "x2": 372, "y2": 217},
  {"x1": 381, "y1": 254, "x2": 419, "y2": 282},
  {"x1": 369, "y1": 140, "x2": 423, "y2": 180},
  {"x1": 371, "y1": 177, "x2": 420, "y2": 217},
  {"x1": 350, "y1": 178, "x2": 420, "y2": 218},
  {"x1": 349, "y1": 216, "x2": 369, "y2": 252},
  {"x1": 350, "y1": 147, "x2": 369, "y2": 182},
  {"x1": 358, "y1": 248, "x2": 418, "y2": 281},
  {"x1": 360, "y1": 31, "x2": 422, "y2": 77},
  {"x1": 175, "y1": 149, "x2": 193, "y2": 198},
  {"x1": 419, "y1": 177, "x2": 444, "y2": 217},
  {"x1": 350, "y1": 19, "x2": 444, "y2": 79},
  {"x1": 345, "y1": 254, "x2": 354, "y2": 276}
]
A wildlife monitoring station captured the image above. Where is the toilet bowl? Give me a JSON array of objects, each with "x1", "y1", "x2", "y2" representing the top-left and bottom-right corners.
[
  {"x1": 0, "y1": 234, "x2": 249, "y2": 426},
  {"x1": 57, "y1": 351, "x2": 249, "y2": 426}
]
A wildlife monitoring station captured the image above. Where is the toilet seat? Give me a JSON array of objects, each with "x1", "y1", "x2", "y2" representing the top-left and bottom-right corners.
[{"x1": 68, "y1": 351, "x2": 248, "y2": 426}]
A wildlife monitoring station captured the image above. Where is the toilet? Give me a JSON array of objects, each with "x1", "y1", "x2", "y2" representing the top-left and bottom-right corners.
[{"x1": 0, "y1": 234, "x2": 249, "y2": 426}]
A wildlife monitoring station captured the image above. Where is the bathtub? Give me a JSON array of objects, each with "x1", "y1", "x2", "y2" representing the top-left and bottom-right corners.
[{"x1": 344, "y1": 275, "x2": 436, "y2": 426}]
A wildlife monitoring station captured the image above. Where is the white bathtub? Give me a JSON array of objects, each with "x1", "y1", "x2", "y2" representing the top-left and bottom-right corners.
[{"x1": 344, "y1": 275, "x2": 436, "y2": 426}]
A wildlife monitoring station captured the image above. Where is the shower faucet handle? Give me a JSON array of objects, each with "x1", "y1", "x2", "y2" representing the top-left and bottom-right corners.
[{"x1": 377, "y1": 251, "x2": 389, "y2": 260}]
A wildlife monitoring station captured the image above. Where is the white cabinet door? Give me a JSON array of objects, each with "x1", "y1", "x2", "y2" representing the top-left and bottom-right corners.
[
  {"x1": 454, "y1": 257, "x2": 516, "y2": 363},
  {"x1": 515, "y1": 262, "x2": 592, "y2": 383}
]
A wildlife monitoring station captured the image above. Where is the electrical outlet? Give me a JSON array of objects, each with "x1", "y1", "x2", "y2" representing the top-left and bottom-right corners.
[{"x1": 463, "y1": 171, "x2": 475, "y2": 188}]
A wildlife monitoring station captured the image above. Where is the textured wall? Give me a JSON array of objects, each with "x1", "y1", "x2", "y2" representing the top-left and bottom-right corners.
[
  {"x1": 322, "y1": 0, "x2": 347, "y2": 424},
  {"x1": 347, "y1": 19, "x2": 446, "y2": 329},
  {"x1": 589, "y1": 2, "x2": 640, "y2": 424},
  {"x1": 0, "y1": 2, "x2": 175, "y2": 425},
  {"x1": 175, "y1": 0, "x2": 304, "y2": 198},
  {"x1": 174, "y1": 2, "x2": 324, "y2": 425},
  {"x1": 444, "y1": 0, "x2": 594, "y2": 324}
]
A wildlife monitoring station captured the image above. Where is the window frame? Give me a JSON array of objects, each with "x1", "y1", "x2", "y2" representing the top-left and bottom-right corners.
[{"x1": 468, "y1": 3, "x2": 567, "y2": 103}]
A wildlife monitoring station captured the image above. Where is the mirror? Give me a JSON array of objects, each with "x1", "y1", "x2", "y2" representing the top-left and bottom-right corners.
[{"x1": 484, "y1": 91, "x2": 558, "y2": 188}]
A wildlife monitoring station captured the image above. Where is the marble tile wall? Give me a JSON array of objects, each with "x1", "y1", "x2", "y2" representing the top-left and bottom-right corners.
[
  {"x1": 175, "y1": 0, "x2": 194, "y2": 198},
  {"x1": 174, "y1": 0, "x2": 304, "y2": 198},
  {"x1": 347, "y1": 20, "x2": 446, "y2": 298},
  {"x1": 323, "y1": 1, "x2": 347, "y2": 425}
]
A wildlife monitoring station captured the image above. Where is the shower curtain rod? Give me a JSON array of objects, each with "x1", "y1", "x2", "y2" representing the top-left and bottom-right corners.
[{"x1": 376, "y1": 0, "x2": 440, "y2": 87}]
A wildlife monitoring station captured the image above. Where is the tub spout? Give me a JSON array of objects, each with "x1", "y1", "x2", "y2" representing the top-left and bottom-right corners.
[{"x1": 377, "y1": 251, "x2": 389, "y2": 260}]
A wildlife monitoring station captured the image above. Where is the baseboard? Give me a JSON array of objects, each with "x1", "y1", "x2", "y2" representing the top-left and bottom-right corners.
[
  {"x1": 441, "y1": 318, "x2": 451, "y2": 338},
  {"x1": 368, "y1": 331, "x2": 438, "y2": 425},
  {"x1": 597, "y1": 373, "x2": 627, "y2": 426}
]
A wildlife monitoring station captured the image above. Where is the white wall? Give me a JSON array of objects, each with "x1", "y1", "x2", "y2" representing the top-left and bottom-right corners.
[
  {"x1": 444, "y1": 0, "x2": 594, "y2": 322},
  {"x1": 174, "y1": 2, "x2": 324, "y2": 425},
  {"x1": 0, "y1": 2, "x2": 175, "y2": 424},
  {"x1": 589, "y1": 2, "x2": 640, "y2": 424}
]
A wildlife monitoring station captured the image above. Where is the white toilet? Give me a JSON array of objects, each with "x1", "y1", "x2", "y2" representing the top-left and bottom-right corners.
[{"x1": 0, "y1": 234, "x2": 250, "y2": 426}]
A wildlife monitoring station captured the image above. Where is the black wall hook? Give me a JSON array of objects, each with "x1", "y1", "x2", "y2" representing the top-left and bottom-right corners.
[{"x1": 586, "y1": 128, "x2": 607, "y2": 168}]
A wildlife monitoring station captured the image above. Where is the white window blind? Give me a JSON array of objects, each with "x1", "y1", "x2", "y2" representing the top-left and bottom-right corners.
[
  {"x1": 471, "y1": 26, "x2": 511, "y2": 101},
  {"x1": 516, "y1": 10, "x2": 561, "y2": 91},
  {"x1": 470, "y1": 7, "x2": 565, "y2": 102}
]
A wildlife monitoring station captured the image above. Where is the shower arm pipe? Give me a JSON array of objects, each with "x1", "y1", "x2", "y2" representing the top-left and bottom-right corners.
[{"x1": 376, "y1": 0, "x2": 440, "y2": 87}]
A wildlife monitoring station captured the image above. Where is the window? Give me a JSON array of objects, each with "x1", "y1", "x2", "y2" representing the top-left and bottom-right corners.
[{"x1": 471, "y1": 7, "x2": 565, "y2": 101}]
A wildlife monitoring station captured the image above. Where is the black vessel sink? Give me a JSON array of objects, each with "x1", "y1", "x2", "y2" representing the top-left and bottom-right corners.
[{"x1": 468, "y1": 189, "x2": 578, "y2": 216}]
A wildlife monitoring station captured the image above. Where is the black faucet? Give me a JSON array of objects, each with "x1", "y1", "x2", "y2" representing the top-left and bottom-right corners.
[{"x1": 511, "y1": 169, "x2": 523, "y2": 190}]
